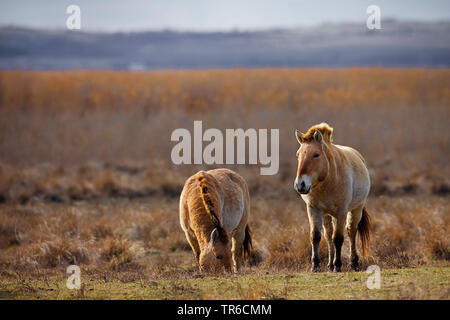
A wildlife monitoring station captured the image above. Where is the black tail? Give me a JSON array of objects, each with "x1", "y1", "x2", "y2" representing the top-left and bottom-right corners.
[
  {"x1": 358, "y1": 208, "x2": 372, "y2": 257},
  {"x1": 243, "y1": 225, "x2": 252, "y2": 260}
]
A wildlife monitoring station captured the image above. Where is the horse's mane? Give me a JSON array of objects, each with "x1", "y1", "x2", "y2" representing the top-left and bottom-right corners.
[
  {"x1": 302, "y1": 122, "x2": 333, "y2": 143},
  {"x1": 198, "y1": 173, "x2": 229, "y2": 243}
]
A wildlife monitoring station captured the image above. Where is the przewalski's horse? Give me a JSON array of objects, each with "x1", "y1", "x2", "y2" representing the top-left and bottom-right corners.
[
  {"x1": 180, "y1": 168, "x2": 252, "y2": 273},
  {"x1": 294, "y1": 123, "x2": 371, "y2": 272}
]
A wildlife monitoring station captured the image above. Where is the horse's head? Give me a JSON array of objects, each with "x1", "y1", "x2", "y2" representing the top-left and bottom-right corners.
[
  {"x1": 294, "y1": 124, "x2": 332, "y2": 194},
  {"x1": 199, "y1": 227, "x2": 232, "y2": 273}
]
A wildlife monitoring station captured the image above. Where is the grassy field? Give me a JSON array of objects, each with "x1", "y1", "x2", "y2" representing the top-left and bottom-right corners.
[
  {"x1": 0, "y1": 69, "x2": 449, "y2": 300},
  {"x1": 1, "y1": 267, "x2": 448, "y2": 300}
]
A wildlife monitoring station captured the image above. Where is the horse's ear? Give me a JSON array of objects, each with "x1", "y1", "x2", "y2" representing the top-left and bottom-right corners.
[
  {"x1": 314, "y1": 130, "x2": 323, "y2": 144},
  {"x1": 295, "y1": 130, "x2": 304, "y2": 144},
  {"x1": 210, "y1": 228, "x2": 220, "y2": 245}
]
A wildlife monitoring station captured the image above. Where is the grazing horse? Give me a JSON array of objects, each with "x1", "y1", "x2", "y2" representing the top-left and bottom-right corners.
[
  {"x1": 294, "y1": 123, "x2": 371, "y2": 272},
  {"x1": 179, "y1": 168, "x2": 252, "y2": 273}
]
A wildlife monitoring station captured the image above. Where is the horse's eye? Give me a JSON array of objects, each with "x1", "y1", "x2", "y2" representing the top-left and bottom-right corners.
[
  {"x1": 215, "y1": 255, "x2": 222, "y2": 260},
  {"x1": 313, "y1": 154, "x2": 320, "y2": 158}
]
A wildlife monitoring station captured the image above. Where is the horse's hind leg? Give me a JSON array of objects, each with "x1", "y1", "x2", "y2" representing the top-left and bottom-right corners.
[
  {"x1": 347, "y1": 206, "x2": 363, "y2": 270},
  {"x1": 323, "y1": 214, "x2": 335, "y2": 272}
]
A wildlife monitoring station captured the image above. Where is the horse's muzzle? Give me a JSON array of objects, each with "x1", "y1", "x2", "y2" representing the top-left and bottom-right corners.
[{"x1": 294, "y1": 179, "x2": 311, "y2": 194}]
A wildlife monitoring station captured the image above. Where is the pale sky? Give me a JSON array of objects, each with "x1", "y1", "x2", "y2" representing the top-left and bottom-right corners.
[{"x1": 1, "y1": 0, "x2": 449, "y2": 31}]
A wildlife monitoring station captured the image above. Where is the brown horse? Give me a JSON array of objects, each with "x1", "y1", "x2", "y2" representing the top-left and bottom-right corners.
[
  {"x1": 294, "y1": 123, "x2": 371, "y2": 272},
  {"x1": 179, "y1": 168, "x2": 252, "y2": 273}
]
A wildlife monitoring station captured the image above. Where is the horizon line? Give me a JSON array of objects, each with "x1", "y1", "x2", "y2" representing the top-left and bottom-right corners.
[{"x1": 1, "y1": 18, "x2": 450, "y2": 34}]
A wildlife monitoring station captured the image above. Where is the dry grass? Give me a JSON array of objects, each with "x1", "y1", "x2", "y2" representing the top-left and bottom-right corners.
[
  {"x1": 0, "y1": 194, "x2": 448, "y2": 281},
  {"x1": 0, "y1": 69, "x2": 448, "y2": 297},
  {"x1": 1, "y1": 69, "x2": 449, "y2": 114},
  {"x1": 0, "y1": 69, "x2": 449, "y2": 197}
]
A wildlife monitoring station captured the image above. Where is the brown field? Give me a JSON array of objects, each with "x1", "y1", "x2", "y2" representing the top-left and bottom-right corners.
[{"x1": 0, "y1": 69, "x2": 449, "y2": 299}]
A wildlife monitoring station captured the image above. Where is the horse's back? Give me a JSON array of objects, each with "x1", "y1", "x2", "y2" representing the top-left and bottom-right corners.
[
  {"x1": 207, "y1": 169, "x2": 249, "y2": 232},
  {"x1": 179, "y1": 170, "x2": 222, "y2": 233},
  {"x1": 208, "y1": 168, "x2": 248, "y2": 197}
]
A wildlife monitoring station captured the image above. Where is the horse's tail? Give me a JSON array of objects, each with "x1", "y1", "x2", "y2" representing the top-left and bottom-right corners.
[
  {"x1": 198, "y1": 172, "x2": 221, "y2": 227},
  {"x1": 358, "y1": 208, "x2": 372, "y2": 257},
  {"x1": 243, "y1": 225, "x2": 252, "y2": 260}
]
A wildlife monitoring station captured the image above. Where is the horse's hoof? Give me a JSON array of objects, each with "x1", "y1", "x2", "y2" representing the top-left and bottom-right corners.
[
  {"x1": 311, "y1": 265, "x2": 321, "y2": 272},
  {"x1": 327, "y1": 264, "x2": 334, "y2": 272},
  {"x1": 351, "y1": 264, "x2": 360, "y2": 271},
  {"x1": 333, "y1": 266, "x2": 342, "y2": 273},
  {"x1": 351, "y1": 258, "x2": 360, "y2": 271}
]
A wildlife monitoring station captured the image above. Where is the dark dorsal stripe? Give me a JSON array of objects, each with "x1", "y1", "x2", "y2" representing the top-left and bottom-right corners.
[{"x1": 198, "y1": 176, "x2": 221, "y2": 227}]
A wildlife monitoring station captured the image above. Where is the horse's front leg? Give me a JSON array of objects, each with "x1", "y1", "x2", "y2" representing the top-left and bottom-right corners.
[
  {"x1": 307, "y1": 206, "x2": 323, "y2": 272},
  {"x1": 332, "y1": 215, "x2": 346, "y2": 272},
  {"x1": 184, "y1": 229, "x2": 201, "y2": 265},
  {"x1": 323, "y1": 214, "x2": 335, "y2": 272},
  {"x1": 231, "y1": 228, "x2": 245, "y2": 273}
]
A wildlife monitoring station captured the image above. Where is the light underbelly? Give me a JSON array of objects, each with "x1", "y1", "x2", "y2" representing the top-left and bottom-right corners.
[
  {"x1": 349, "y1": 184, "x2": 370, "y2": 210},
  {"x1": 221, "y1": 202, "x2": 244, "y2": 232}
]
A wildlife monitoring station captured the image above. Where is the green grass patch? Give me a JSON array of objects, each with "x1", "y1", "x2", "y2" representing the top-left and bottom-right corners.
[{"x1": 0, "y1": 267, "x2": 448, "y2": 300}]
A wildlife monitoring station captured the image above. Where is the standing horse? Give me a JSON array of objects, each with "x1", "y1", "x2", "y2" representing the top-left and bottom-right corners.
[
  {"x1": 179, "y1": 168, "x2": 252, "y2": 273},
  {"x1": 294, "y1": 123, "x2": 371, "y2": 272}
]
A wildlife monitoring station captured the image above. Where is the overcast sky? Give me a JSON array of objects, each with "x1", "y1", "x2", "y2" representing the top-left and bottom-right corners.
[{"x1": 1, "y1": 0, "x2": 449, "y2": 32}]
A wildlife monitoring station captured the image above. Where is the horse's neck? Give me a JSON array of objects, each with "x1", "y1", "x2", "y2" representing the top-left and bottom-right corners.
[{"x1": 323, "y1": 143, "x2": 343, "y2": 186}]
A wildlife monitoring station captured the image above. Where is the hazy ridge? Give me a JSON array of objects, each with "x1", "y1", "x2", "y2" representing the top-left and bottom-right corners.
[{"x1": 1, "y1": 20, "x2": 449, "y2": 70}]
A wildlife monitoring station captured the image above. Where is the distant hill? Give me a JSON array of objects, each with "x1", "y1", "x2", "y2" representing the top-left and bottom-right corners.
[{"x1": 0, "y1": 20, "x2": 449, "y2": 70}]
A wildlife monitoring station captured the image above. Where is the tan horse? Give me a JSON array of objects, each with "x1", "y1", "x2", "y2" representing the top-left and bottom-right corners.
[
  {"x1": 179, "y1": 168, "x2": 252, "y2": 273},
  {"x1": 294, "y1": 123, "x2": 371, "y2": 272}
]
